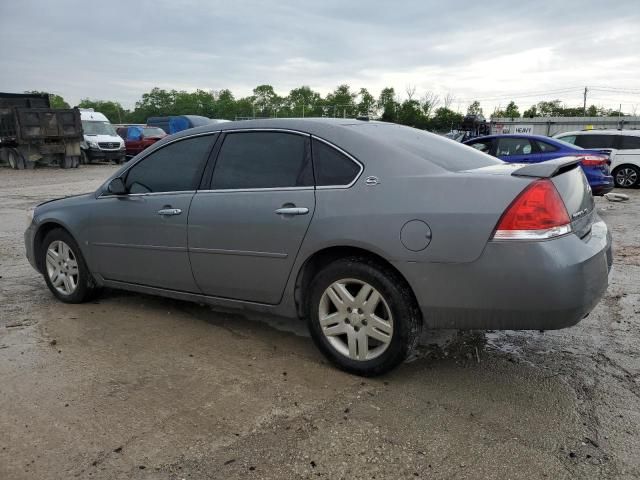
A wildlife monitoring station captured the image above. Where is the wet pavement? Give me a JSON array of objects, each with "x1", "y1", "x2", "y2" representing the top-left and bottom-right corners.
[{"x1": 0, "y1": 166, "x2": 638, "y2": 479}]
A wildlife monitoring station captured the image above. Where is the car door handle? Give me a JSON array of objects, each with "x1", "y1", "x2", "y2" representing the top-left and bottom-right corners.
[
  {"x1": 157, "y1": 208, "x2": 182, "y2": 216},
  {"x1": 275, "y1": 207, "x2": 309, "y2": 215}
]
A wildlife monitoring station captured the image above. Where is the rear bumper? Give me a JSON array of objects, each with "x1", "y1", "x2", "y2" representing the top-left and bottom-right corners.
[{"x1": 393, "y1": 218, "x2": 611, "y2": 330}]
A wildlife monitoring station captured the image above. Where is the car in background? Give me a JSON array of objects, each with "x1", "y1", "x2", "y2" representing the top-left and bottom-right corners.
[
  {"x1": 553, "y1": 130, "x2": 640, "y2": 188},
  {"x1": 147, "y1": 115, "x2": 230, "y2": 135},
  {"x1": 79, "y1": 110, "x2": 126, "y2": 164},
  {"x1": 464, "y1": 134, "x2": 614, "y2": 196},
  {"x1": 24, "y1": 119, "x2": 611, "y2": 376},
  {"x1": 116, "y1": 125, "x2": 167, "y2": 157}
]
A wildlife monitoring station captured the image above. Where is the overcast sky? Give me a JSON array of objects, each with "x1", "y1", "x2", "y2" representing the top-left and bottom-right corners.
[{"x1": 1, "y1": 0, "x2": 639, "y2": 114}]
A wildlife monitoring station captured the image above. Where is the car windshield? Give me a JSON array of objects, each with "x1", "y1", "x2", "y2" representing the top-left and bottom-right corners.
[
  {"x1": 82, "y1": 121, "x2": 117, "y2": 136},
  {"x1": 142, "y1": 127, "x2": 165, "y2": 137}
]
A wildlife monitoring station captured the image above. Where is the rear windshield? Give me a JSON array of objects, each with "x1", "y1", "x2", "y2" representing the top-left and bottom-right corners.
[{"x1": 352, "y1": 123, "x2": 502, "y2": 171}]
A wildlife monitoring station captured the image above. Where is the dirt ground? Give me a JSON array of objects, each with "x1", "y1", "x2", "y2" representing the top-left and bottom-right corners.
[{"x1": 1, "y1": 165, "x2": 639, "y2": 480}]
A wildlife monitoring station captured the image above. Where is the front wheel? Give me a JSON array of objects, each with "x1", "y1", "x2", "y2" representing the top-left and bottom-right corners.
[
  {"x1": 41, "y1": 229, "x2": 96, "y2": 303},
  {"x1": 307, "y1": 257, "x2": 421, "y2": 376},
  {"x1": 613, "y1": 165, "x2": 640, "y2": 188}
]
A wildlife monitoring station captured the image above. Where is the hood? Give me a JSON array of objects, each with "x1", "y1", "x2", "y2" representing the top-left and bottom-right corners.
[{"x1": 83, "y1": 134, "x2": 124, "y2": 147}]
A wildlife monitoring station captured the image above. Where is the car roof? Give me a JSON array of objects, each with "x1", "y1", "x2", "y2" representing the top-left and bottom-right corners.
[
  {"x1": 556, "y1": 129, "x2": 640, "y2": 137},
  {"x1": 464, "y1": 134, "x2": 556, "y2": 142}
]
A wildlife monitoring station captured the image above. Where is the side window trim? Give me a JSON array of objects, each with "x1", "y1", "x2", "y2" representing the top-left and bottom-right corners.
[
  {"x1": 202, "y1": 129, "x2": 315, "y2": 192},
  {"x1": 99, "y1": 131, "x2": 219, "y2": 198},
  {"x1": 311, "y1": 135, "x2": 364, "y2": 189}
]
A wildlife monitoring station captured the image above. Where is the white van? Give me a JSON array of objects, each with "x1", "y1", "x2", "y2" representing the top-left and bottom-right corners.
[
  {"x1": 80, "y1": 109, "x2": 126, "y2": 164},
  {"x1": 554, "y1": 129, "x2": 640, "y2": 188}
]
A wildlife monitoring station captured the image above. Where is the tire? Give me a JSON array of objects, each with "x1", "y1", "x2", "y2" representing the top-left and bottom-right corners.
[
  {"x1": 80, "y1": 150, "x2": 89, "y2": 165},
  {"x1": 40, "y1": 228, "x2": 96, "y2": 303},
  {"x1": 60, "y1": 156, "x2": 74, "y2": 169},
  {"x1": 113, "y1": 156, "x2": 124, "y2": 165},
  {"x1": 307, "y1": 257, "x2": 421, "y2": 376},
  {"x1": 612, "y1": 165, "x2": 640, "y2": 188},
  {"x1": 7, "y1": 149, "x2": 25, "y2": 170}
]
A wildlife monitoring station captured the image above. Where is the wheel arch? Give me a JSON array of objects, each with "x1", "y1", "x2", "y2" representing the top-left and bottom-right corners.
[
  {"x1": 293, "y1": 245, "x2": 420, "y2": 321},
  {"x1": 33, "y1": 221, "x2": 74, "y2": 272}
]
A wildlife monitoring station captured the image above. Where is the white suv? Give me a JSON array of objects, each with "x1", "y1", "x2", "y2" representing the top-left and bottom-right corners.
[{"x1": 554, "y1": 130, "x2": 640, "y2": 188}]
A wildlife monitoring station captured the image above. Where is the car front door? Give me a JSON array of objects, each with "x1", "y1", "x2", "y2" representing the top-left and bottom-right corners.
[
  {"x1": 495, "y1": 137, "x2": 535, "y2": 163},
  {"x1": 188, "y1": 130, "x2": 315, "y2": 304},
  {"x1": 89, "y1": 133, "x2": 218, "y2": 292}
]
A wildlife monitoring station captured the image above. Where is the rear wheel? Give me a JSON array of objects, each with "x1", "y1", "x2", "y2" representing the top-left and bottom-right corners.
[
  {"x1": 41, "y1": 229, "x2": 96, "y2": 303},
  {"x1": 7, "y1": 149, "x2": 25, "y2": 170},
  {"x1": 613, "y1": 165, "x2": 639, "y2": 188},
  {"x1": 307, "y1": 257, "x2": 421, "y2": 376}
]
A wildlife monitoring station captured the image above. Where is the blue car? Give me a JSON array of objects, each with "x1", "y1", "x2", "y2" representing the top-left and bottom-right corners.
[{"x1": 464, "y1": 134, "x2": 614, "y2": 195}]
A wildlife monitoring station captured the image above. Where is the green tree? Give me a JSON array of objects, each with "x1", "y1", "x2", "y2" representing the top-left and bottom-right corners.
[
  {"x1": 377, "y1": 87, "x2": 399, "y2": 122},
  {"x1": 24, "y1": 91, "x2": 69, "y2": 108},
  {"x1": 493, "y1": 100, "x2": 520, "y2": 118},
  {"x1": 326, "y1": 84, "x2": 357, "y2": 117},
  {"x1": 429, "y1": 107, "x2": 463, "y2": 133},
  {"x1": 252, "y1": 84, "x2": 281, "y2": 117},
  {"x1": 285, "y1": 86, "x2": 324, "y2": 117},
  {"x1": 467, "y1": 100, "x2": 483, "y2": 116},
  {"x1": 78, "y1": 99, "x2": 127, "y2": 123},
  {"x1": 212, "y1": 89, "x2": 237, "y2": 119},
  {"x1": 523, "y1": 105, "x2": 538, "y2": 118},
  {"x1": 397, "y1": 99, "x2": 427, "y2": 128},
  {"x1": 356, "y1": 88, "x2": 376, "y2": 117}
]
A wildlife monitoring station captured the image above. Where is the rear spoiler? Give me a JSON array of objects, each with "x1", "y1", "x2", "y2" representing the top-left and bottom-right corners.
[{"x1": 511, "y1": 156, "x2": 580, "y2": 179}]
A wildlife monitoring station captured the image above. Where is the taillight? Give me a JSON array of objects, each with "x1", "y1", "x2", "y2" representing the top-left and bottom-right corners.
[
  {"x1": 576, "y1": 155, "x2": 607, "y2": 167},
  {"x1": 493, "y1": 179, "x2": 572, "y2": 240}
]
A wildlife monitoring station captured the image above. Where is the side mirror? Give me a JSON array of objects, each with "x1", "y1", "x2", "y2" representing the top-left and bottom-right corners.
[{"x1": 107, "y1": 177, "x2": 127, "y2": 195}]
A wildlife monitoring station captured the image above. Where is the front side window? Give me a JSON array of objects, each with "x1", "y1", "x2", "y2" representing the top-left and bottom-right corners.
[
  {"x1": 211, "y1": 132, "x2": 312, "y2": 189},
  {"x1": 312, "y1": 139, "x2": 361, "y2": 186},
  {"x1": 575, "y1": 134, "x2": 617, "y2": 149},
  {"x1": 496, "y1": 137, "x2": 533, "y2": 156},
  {"x1": 125, "y1": 134, "x2": 216, "y2": 194},
  {"x1": 620, "y1": 135, "x2": 640, "y2": 150},
  {"x1": 557, "y1": 135, "x2": 576, "y2": 145}
]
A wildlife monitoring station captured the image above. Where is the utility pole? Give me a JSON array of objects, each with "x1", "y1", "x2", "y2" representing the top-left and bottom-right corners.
[{"x1": 583, "y1": 86, "x2": 588, "y2": 116}]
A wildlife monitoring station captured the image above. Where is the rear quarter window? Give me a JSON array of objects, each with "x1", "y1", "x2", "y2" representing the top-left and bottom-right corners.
[{"x1": 620, "y1": 135, "x2": 640, "y2": 150}]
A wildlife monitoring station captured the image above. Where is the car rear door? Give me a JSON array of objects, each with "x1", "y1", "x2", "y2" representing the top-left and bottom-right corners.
[
  {"x1": 495, "y1": 137, "x2": 536, "y2": 163},
  {"x1": 89, "y1": 133, "x2": 218, "y2": 292},
  {"x1": 188, "y1": 130, "x2": 315, "y2": 304}
]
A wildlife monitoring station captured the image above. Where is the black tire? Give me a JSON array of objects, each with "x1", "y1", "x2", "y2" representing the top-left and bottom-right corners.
[
  {"x1": 612, "y1": 165, "x2": 640, "y2": 188},
  {"x1": 40, "y1": 228, "x2": 96, "y2": 303},
  {"x1": 80, "y1": 150, "x2": 89, "y2": 165},
  {"x1": 113, "y1": 156, "x2": 124, "y2": 165},
  {"x1": 307, "y1": 256, "x2": 421, "y2": 376},
  {"x1": 8, "y1": 149, "x2": 25, "y2": 170}
]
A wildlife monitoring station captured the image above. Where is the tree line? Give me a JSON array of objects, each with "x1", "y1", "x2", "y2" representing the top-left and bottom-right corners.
[{"x1": 29, "y1": 85, "x2": 632, "y2": 133}]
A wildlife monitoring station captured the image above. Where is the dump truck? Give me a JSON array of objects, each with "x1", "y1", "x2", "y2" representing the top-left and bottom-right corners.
[{"x1": 0, "y1": 92, "x2": 83, "y2": 169}]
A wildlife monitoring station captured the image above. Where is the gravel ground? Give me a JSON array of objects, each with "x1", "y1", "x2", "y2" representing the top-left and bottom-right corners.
[{"x1": 0, "y1": 165, "x2": 638, "y2": 479}]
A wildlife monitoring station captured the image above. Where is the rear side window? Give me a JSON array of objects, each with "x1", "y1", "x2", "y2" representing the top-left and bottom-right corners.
[
  {"x1": 496, "y1": 137, "x2": 533, "y2": 156},
  {"x1": 312, "y1": 139, "x2": 361, "y2": 186},
  {"x1": 211, "y1": 132, "x2": 313, "y2": 189},
  {"x1": 557, "y1": 135, "x2": 576, "y2": 144},
  {"x1": 125, "y1": 134, "x2": 216, "y2": 194},
  {"x1": 575, "y1": 134, "x2": 617, "y2": 149},
  {"x1": 620, "y1": 135, "x2": 640, "y2": 150},
  {"x1": 536, "y1": 141, "x2": 559, "y2": 152}
]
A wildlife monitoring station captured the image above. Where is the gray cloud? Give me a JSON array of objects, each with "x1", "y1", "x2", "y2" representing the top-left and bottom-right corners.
[{"x1": 1, "y1": 0, "x2": 638, "y2": 113}]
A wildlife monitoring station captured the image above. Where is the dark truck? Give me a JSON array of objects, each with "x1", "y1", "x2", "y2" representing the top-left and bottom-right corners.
[{"x1": 0, "y1": 92, "x2": 83, "y2": 169}]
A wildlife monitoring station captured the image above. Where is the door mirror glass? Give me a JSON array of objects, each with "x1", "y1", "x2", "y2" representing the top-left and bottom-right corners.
[{"x1": 107, "y1": 177, "x2": 127, "y2": 195}]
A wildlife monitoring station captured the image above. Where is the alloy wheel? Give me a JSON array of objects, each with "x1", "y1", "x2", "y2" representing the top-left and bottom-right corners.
[
  {"x1": 45, "y1": 240, "x2": 79, "y2": 295},
  {"x1": 318, "y1": 279, "x2": 394, "y2": 361},
  {"x1": 615, "y1": 167, "x2": 638, "y2": 187}
]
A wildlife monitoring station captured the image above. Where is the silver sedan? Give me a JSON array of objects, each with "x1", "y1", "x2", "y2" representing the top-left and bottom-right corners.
[{"x1": 25, "y1": 119, "x2": 612, "y2": 375}]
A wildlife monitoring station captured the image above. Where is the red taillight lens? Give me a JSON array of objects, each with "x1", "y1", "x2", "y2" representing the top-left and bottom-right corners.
[
  {"x1": 577, "y1": 155, "x2": 607, "y2": 167},
  {"x1": 493, "y1": 179, "x2": 571, "y2": 240}
]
